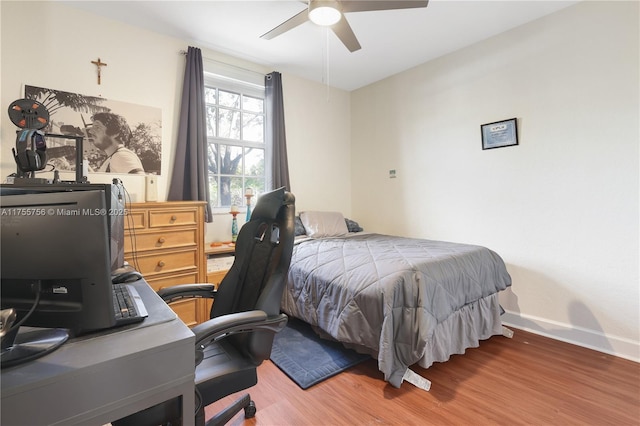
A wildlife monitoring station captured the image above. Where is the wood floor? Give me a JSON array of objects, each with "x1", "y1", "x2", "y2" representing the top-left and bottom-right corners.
[{"x1": 206, "y1": 328, "x2": 640, "y2": 425}]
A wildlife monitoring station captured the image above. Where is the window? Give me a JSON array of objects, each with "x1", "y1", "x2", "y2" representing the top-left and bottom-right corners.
[{"x1": 204, "y1": 74, "x2": 266, "y2": 211}]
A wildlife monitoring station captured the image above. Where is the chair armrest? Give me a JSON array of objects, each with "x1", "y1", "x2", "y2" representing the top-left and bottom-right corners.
[
  {"x1": 192, "y1": 311, "x2": 288, "y2": 351},
  {"x1": 158, "y1": 284, "x2": 216, "y2": 303}
]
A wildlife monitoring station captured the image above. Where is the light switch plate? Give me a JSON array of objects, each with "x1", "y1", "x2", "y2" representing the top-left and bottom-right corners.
[{"x1": 145, "y1": 175, "x2": 157, "y2": 201}]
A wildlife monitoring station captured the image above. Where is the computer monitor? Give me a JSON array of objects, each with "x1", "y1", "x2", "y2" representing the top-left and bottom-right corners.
[
  {"x1": 0, "y1": 182, "x2": 126, "y2": 273},
  {"x1": 1, "y1": 188, "x2": 118, "y2": 367}
]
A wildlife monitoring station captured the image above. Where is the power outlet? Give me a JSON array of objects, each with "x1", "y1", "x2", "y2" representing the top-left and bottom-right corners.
[{"x1": 145, "y1": 175, "x2": 158, "y2": 202}]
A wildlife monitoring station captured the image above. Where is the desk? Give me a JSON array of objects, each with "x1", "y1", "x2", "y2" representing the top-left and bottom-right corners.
[{"x1": 1, "y1": 280, "x2": 195, "y2": 426}]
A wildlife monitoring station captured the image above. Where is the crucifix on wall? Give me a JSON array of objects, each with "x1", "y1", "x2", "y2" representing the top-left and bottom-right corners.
[{"x1": 91, "y1": 58, "x2": 107, "y2": 85}]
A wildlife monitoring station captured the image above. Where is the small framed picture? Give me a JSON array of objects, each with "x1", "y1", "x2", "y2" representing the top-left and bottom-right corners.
[{"x1": 481, "y1": 118, "x2": 518, "y2": 150}]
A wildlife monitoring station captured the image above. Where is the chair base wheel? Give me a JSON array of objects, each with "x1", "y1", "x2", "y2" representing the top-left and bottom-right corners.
[{"x1": 244, "y1": 400, "x2": 256, "y2": 418}]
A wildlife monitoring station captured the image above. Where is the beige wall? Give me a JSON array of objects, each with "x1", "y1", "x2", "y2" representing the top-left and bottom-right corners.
[
  {"x1": 351, "y1": 1, "x2": 639, "y2": 360},
  {"x1": 282, "y1": 74, "x2": 351, "y2": 214},
  {"x1": 0, "y1": 1, "x2": 351, "y2": 243}
]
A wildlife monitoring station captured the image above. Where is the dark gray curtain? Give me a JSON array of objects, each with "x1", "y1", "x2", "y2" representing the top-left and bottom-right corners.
[
  {"x1": 168, "y1": 46, "x2": 212, "y2": 222},
  {"x1": 265, "y1": 72, "x2": 291, "y2": 191}
]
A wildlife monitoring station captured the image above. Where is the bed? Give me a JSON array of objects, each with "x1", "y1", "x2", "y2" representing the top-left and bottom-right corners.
[{"x1": 280, "y1": 211, "x2": 512, "y2": 388}]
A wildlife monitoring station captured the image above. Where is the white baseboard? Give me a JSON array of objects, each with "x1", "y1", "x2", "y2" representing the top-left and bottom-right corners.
[{"x1": 501, "y1": 311, "x2": 639, "y2": 363}]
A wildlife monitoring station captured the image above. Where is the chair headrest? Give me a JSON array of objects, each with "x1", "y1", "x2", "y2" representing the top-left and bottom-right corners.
[{"x1": 250, "y1": 187, "x2": 290, "y2": 221}]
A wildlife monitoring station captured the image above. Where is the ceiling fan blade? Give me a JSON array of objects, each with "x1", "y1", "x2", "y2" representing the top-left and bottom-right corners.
[
  {"x1": 260, "y1": 8, "x2": 309, "y2": 40},
  {"x1": 341, "y1": 0, "x2": 429, "y2": 13},
  {"x1": 331, "y1": 17, "x2": 361, "y2": 52}
]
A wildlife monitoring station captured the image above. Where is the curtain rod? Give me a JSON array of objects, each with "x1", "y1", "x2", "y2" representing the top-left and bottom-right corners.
[{"x1": 179, "y1": 50, "x2": 267, "y2": 78}]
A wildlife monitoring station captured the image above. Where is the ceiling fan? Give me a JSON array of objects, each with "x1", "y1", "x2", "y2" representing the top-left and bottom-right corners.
[{"x1": 260, "y1": 0, "x2": 429, "y2": 53}]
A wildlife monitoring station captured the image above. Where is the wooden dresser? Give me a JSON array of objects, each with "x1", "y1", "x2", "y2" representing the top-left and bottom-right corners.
[{"x1": 124, "y1": 201, "x2": 207, "y2": 327}]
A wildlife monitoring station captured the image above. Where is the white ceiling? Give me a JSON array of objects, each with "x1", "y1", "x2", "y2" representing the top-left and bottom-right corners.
[{"x1": 61, "y1": 0, "x2": 580, "y2": 91}]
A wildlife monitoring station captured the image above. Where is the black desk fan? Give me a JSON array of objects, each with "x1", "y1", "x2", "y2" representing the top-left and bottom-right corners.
[{"x1": 8, "y1": 99, "x2": 50, "y2": 177}]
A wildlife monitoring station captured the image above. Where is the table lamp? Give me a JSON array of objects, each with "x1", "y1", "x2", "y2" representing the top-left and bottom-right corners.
[
  {"x1": 230, "y1": 205, "x2": 239, "y2": 243},
  {"x1": 245, "y1": 188, "x2": 254, "y2": 222}
]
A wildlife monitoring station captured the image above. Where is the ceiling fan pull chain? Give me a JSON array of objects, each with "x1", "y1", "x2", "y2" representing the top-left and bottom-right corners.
[{"x1": 324, "y1": 27, "x2": 331, "y2": 99}]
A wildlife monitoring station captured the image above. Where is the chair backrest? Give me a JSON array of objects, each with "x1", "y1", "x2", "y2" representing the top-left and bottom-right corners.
[{"x1": 211, "y1": 187, "x2": 295, "y2": 362}]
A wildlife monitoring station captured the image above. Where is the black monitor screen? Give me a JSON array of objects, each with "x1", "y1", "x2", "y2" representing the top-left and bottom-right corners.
[
  {"x1": 1, "y1": 189, "x2": 116, "y2": 334},
  {"x1": 0, "y1": 182, "x2": 125, "y2": 273}
]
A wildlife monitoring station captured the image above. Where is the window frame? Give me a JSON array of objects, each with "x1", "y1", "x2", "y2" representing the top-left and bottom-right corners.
[{"x1": 203, "y1": 72, "x2": 267, "y2": 213}]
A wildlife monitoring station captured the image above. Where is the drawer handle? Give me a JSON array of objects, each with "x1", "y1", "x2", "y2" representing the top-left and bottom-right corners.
[
  {"x1": 157, "y1": 237, "x2": 166, "y2": 244},
  {"x1": 170, "y1": 215, "x2": 177, "y2": 222},
  {"x1": 157, "y1": 260, "x2": 165, "y2": 267}
]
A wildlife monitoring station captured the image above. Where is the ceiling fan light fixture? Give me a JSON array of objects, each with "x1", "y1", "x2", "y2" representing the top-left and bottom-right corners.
[{"x1": 309, "y1": 1, "x2": 342, "y2": 26}]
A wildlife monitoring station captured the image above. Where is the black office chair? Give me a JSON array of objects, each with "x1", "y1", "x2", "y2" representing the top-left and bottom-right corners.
[{"x1": 115, "y1": 187, "x2": 295, "y2": 426}]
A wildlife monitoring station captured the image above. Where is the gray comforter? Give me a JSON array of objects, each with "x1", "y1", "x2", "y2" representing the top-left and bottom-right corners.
[{"x1": 280, "y1": 233, "x2": 512, "y2": 387}]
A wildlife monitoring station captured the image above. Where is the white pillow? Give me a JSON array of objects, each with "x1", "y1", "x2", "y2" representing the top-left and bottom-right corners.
[{"x1": 300, "y1": 211, "x2": 349, "y2": 238}]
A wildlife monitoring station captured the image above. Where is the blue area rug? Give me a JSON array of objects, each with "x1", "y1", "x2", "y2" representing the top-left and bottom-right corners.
[{"x1": 270, "y1": 317, "x2": 371, "y2": 389}]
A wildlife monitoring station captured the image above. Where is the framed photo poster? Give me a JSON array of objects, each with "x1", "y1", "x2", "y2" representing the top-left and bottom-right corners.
[
  {"x1": 481, "y1": 118, "x2": 518, "y2": 150},
  {"x1": 24, "y1": 84, "x2": 162, "y2": 175}
]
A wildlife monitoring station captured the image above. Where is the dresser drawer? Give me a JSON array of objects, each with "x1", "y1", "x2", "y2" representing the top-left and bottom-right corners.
[
  {"x1": 147, "y1": 272, "x2": 205, "y2": 327},
  {"x1": 149, "y1": 209, "x2": 198, "y2": 228},
  {"x1": 145, "y1": 271, "x2": 199, "y2": 292},
  {"x1": 126, "y1": 229, "x2": 197, "y2": 253},
  {"x1": 133, "y1": 250, "x2": 198, "y2": 276},
  {"x1": 168, "y1": 299, "x2": 199, "y2": 328},
  {"x1": 199, "y1": 298, "x2": 213, "y2": 324},
  {"x1": 125, "y1": 209, "x2": 147, "y2": 230}
]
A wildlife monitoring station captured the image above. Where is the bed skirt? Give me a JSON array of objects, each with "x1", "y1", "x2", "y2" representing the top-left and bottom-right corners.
[
  {"x1": 417, "y1": 292, "x2": 503, "y2": 369},
  {"x1": 336, "y1": 293, "x2": 504, "y2": 382}
]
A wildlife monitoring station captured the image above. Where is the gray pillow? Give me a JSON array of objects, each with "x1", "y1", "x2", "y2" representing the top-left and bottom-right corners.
[
  {"x1": 294, "y1": 216, "x2": 306, "y2": 236},
  {"x1": 345, "y1": 218, "x2": 363, "y2": 233}
]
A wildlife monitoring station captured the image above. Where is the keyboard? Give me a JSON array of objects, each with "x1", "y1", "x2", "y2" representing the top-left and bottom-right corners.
[{"x1": 112, "y1": 283, "x2": 149, "y2": 326}]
